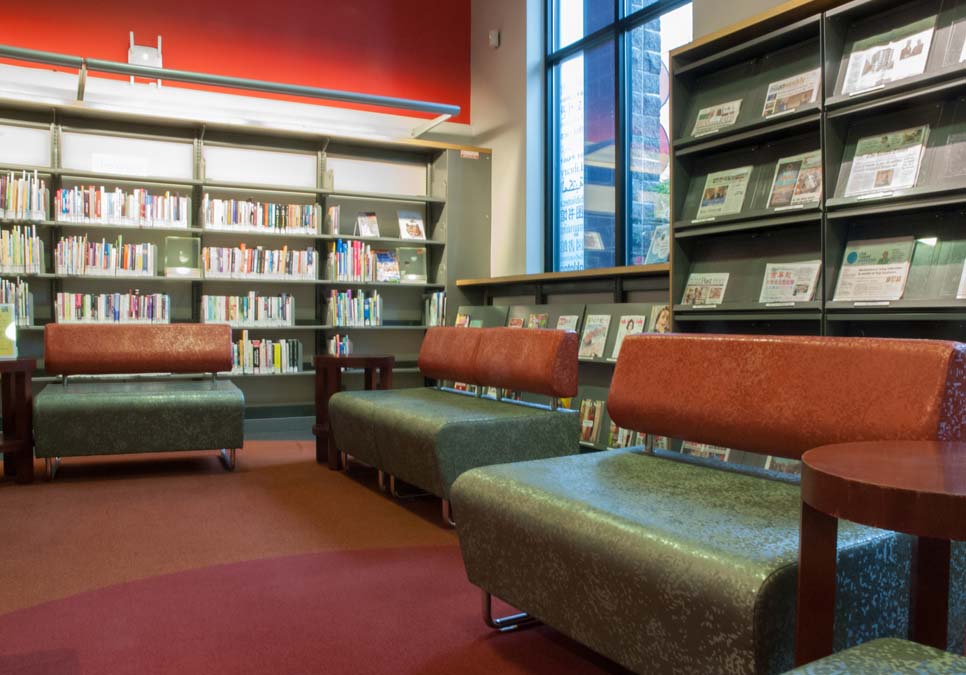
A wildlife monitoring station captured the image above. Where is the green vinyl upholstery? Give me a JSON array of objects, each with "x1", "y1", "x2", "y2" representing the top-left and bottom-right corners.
[
  {"x1": 328, "y1": 387, "x2": 578, "y2": 498},
  {"x1": 34, "y1": 378, "x2": 244, "y2": 458},
  {"x1": 452, "y1": 450, "x2": 966, "y2": 675},
  {"x1": 780, "y1": 638, "x2": 966, "y2": 674}
]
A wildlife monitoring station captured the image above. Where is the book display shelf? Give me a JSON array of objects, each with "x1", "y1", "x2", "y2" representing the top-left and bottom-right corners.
[
  {"x1": 0, "y1": 107, "x2": 491, "y2": 415},
  {"x1": 670, "y1": 0, "x2": 966, "y2": 340}
]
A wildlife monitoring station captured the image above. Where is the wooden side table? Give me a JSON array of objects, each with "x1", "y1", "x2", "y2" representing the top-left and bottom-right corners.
[
  {"x1": 795, "y1": 441, "x2": 966, "y2": 666},
  {"x1": 0, "y1": 358, "x2": 37, "y2": 485},
  {"x1": 313, "y1": 354, "x2": 394, "y2": 470}
]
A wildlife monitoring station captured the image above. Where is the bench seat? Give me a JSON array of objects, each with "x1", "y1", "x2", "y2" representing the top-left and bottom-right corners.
[
  {"x1": 453, "y1": 449, "x2": 966, "y2": 675},
  {"x1": 781, "y1": 638, "x2": 966, "y2": 674},
  {"x1": 330, "y1": 387, "x2": 578, "y2": 499},
  {"x1": 34, "y1": 378, "x2": 244, "y2": 458}
]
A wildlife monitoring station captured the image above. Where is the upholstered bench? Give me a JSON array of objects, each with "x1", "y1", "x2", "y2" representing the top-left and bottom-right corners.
[
  {"x1": 780, "y1": 638, "x2": 966, "y2": 674},
  {"x1": 452, "y1": 334, "x2": 966, "y2": 675},
  {"x1": 34, "y1": 324, "x2": 244, "y2": 478},
  {"x1": 328, "y1": 326, "x2": 579, "y2": 524}
]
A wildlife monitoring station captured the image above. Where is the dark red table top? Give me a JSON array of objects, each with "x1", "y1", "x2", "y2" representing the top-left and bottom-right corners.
[
  {"x1": 0, "y1": 358, "x2": 36, "y2": 374},
  {"x1": 802, "y1": 441, "x2": 966, "y2": 540}
]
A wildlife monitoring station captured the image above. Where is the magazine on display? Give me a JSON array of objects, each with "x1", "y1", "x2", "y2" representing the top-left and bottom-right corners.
[
  {"x1": 765, "y1": 456, "x2": 802, "y2": 475},
  {"x1": 681, "y1": 442, "x2": 731, "y2": 462},
  {"x1": 682, "y1": 272, "x2": 729, "y2": 306},
  {"x1": 844, "y1": 126, "x2": 929, "y2": 197},
  {"x1": 942, "y1": 132, "x2": 966, "y2": 180},
  {"x1": 957, "y1": 260, "x2": 966, "y2": 299},
  {"x1": 527, "y1": 312, "x2": 549, "y2": 329},
  {"x1": 767, "y1": 151, "x2": 822, "y2": 208},
  {"x1": 556, "y1": 314, "x2": 579, "y2": 331},
  {"x1": 649, "y1": 304, "x2": 671, "y2": 333},
  {"x1": 374, "y1": 249, "x2": 400, "y2": 282},
  {"x1": 455, "y1": 312, "x2": 470, "y2": 327},
  {"x1": 508, "y1": 316, "x2": 525, "y2": 328},
  {"x1": 397, "y1": 210, "x2": 426, "y2": 240},
  {"x1": 833, "y1": 236, "x2": 915, "y2": 302},
  {"x1": 694, "y1": 166, "x2": 754, "y2": 219},
  {"x1": 759, "y1": 260, "x2": 822, "y2": 303},
  {"x1": 762, "y1": 68, "x2": 821, "y2": 117},
  {"x1": 842, "y1": 17, "x2": 936, "y2": 95},
  {"x1": 692, "y1": 99, "x2": 742, "y2": 137},
  {"x1": 355, "y1": 211, "x2": 380, "y2": 237},
  {"x1": 644, "y1": 224, "x2": 670, "y2": 264},
  {"x1": 607, "y1": 422, "x2": 636, "y2": 449},
  {"x1": 609, "y1": 314, "x2": 648, "y2": 360},
  {"x1": 579, "y1": 399, "x2": 605, "y2": 444},
  {"x1": 578, "y1": 314, "x2": 611, "y2": 358}
]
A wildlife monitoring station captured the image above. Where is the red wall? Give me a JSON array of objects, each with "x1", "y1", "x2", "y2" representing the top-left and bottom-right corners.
[{"x1": 0, "y1": 0, "x2": 472, "y2": 124}]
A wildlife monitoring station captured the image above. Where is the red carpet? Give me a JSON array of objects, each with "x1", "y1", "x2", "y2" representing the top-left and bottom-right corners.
[{"x1": 0, "y1": 545, "x2": 628, "y2": 675}]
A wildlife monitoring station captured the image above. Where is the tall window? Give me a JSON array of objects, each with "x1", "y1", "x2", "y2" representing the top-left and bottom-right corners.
[{"x1": 549, "y1": 0, "x2": 692, "y2": 271}]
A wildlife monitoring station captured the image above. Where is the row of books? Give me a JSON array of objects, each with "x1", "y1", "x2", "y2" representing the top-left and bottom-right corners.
[
  {"x1": 0, "y1": 225, "x2": 44, "y2": 274},
  {"x1": 327, "y1": 205, "x2": 427, "y2": 240},
  {"x1": 326, "y1": 289, "x2": 382, "y2": 326},
  {"x1": 54, "y1": 237, "x2": 156, "y2": 277},
  {"x1": 327, "y1": 239, "x2": 378, "y2": 282},
  {"x1": 328, "y1": 334, "x2": 352, "y2": 356},
  {"x1": 425, "y1": 291, "x2": 446, "y2": 327},
  {"x1": 55, "y1": 187, "x2": 190, "y2": 229},
  {"x1": 202, "y1": 245, "x2": 318, "y2": 280},
  {"x1": 54, "y1": 291, "x2": 171, "y2": 323},
  {"x1": 1, "y1": 171, "x2": 48, "y2": 221},
  {"x1": 230, "y1": 331, "x2": 303, "y2": 375},
  {"x1": 200, "y1": 293, "x2": 295, "y2": 326},
  {"x1": 681, "y1": 235, "x2": 966, "y2": 306},
  {"x1": 0, "y1": 278, "x2": 32, "y2": 326},
  {"x1": 202, "y1": 196, "x2": 320, "y2": 235}
]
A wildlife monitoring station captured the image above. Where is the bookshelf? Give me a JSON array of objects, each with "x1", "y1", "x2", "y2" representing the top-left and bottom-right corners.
[
  {"x1": 669, "y1": 0, "x2": 966, "y2": 341},
  {"x1": 0, "y1": 107, "x2": 491, "y2": 415}
]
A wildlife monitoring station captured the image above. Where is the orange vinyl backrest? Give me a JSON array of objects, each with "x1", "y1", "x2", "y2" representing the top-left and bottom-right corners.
[
  {"x1": 417, "y1": 327, "x2": 484, "y2": 385},
  {"x1": 608, "y1": 333, "x2": 966, "y2": 460},
  {"x1": 45, "y1": 323, "x2": 233, "y2": 375},
  {"x1": 474, "y1": 328, "x2": 578, "y2": 399}
]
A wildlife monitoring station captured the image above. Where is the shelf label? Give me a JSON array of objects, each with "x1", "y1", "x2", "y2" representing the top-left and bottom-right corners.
[
  {"x1": 690, "y1": 304, "x2": 720, "y2": 309},
  {"x1": 765, "y1": 302, "x2": 796, "y2": 307},
  {"x1": 853, "y1": 301, "x2": 890, "y2": 306},
  {"x1": 849, "y1": 84, "x2": 885, "y2": 96},
  {"x1": 460, "y1": 150, "x2": 480, "y2": 160},
  {"x1": 856, "y1": 191, "x2": 893, "y2": 201},
  {"x1": 692, "y1": 128, "x2": 721, "y2": 138},
  {"x1": 774, "y1": 204, "x2": 806, "y2": 212},
  {"x1": 691, "y1": 217, "x2": 716, "y2": 224}
]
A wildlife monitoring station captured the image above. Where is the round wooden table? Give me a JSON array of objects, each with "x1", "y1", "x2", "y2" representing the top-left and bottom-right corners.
[
  {"x1": 794, "y1": 440, "x2": 966, "y2": 666},
  {"x1": 312, "y1": 354, "x2": 395, "y2": 470}
]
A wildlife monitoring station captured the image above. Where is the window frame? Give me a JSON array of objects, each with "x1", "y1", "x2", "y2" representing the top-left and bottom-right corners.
[{"x1": 545, "y1": 0, "x2": 691, "y2": 272}]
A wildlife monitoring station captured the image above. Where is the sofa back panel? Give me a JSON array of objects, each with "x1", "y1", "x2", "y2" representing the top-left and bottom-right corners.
[
  {"x1": 417, "y1": 327, "x2": 483, "y2": 384},
  {"x1": 475, "y1": 328, "x2": 579, "y2": 398},
  {"x1": 45, "y1": 323, "x2": 233, "y2": 375},
  {"x1": 608, "y1": 334, "x2": 966, "y2": 459}
]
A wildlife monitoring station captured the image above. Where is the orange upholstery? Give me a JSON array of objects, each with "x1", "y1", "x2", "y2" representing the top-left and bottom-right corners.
[
  {"x1": 417, "y1": 327, "x2": 483, "y2": 385},
  {"x1": 476, "y1": 328, "x2": 578, "y2": 398},
  {"x1": 608, "y1": 334, "x2": 966, "y2": 459},
  {"x1": 45, "y1": 324, "x2": 233, "y2": 375}
]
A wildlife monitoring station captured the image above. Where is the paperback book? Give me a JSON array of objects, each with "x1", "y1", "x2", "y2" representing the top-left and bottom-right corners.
[
  {"x1": 649, "y1": 304, "x2": 671, "y2": 334},
  {"x1": 397, "y1": 210, "x2": 426, "y2": 240},
  {"x1": 607, "y1": 422, "x2": 636, "y2": 449},
  {"x1": 644, "y1": 224, "x2": 670, "y2": 264},
  {"x1": 578, "y1": 314, "x2": 611, "y2": 359},
  {"x1": 765, "y1": 456, "x2": 801, "y2": 475},
  {"x1": 767, "y1": 151, "x2": 822, "y2": 208},
  {"x1": 609, "y1": 315, "x2": 648, "y2": 360},
  {"x1": 682, "y1": 272, "x2": 729, "y2": 306},
  {"x1": 833, "y1": 236, "x2": 915, "y2": 302},
  {"x1": 681, "y1": 442, "x2": 731, "y2": 462},
  {"x1": 762, "y1": 68, "x2": 820, "y2": 117},
  {"x1": 759, "y1": 260, "x2": 822, "y2": 303},
  {"x1": 327, "y1": 205, "x2": 340, "y2": 234},
  {"x1": 555, "y1": 314, "x2": 579, "y2": 331},
  {"x1": 844, "y1": 125, "x2": 929, "y2": 197},
  {"x1": 695, "y1": 166, "x2": 753, "y2": 219},
  {"x1": 374, "y1": 249, "x2": 401, "y2": 282},
  {"x1": 355, "y1": 211, "x2": 380, "y2": 237},
  {"x1": 692, "y1": 99, "x2": 742, "y2": 137},
  {"x1": 842, "y1": 16, "x2": 936, "y2": 95}
]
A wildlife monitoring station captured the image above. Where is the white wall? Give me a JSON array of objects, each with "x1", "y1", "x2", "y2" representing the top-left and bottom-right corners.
[{"x1": 458, "y1": 0, "x2": 789, "y2": 277}]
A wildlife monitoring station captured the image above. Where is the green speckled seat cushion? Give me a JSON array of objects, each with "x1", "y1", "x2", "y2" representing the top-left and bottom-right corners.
[
  {"x1": 328, "y1": 387, "x2": 579, "y2": 498},
  {"x1": 451, "y1": 450, "x2": 966, "y2": 675},
  {"x1": 782, "y1": 638, "x2": 966, "y2": 674},
  {"x1": 34, "y1": 378, "x2": 244, "y2": 458}
]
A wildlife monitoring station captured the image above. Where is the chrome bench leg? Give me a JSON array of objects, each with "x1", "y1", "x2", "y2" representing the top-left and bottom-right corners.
[
  {"x1": 481, "y1": 590, "x2": 538, "y2": 632},
  {"x1": 442, "y1": 499, "x2": 456, "y2": 527},
  {"x1": 219, "y1": 448, "x2": 237, "y2": 471},
  {"x1": 45, "y1": 456, "x2": 61, "y2": 481},
  {"x1": 378, "y1": 470, "x2": 388, "y2": 492},
  {"x1": 389, "y1": 474, "x2": 431, "y2": 499},
  {"x1": 341, "y1": 452, "x2": 350, "y2": 472}
]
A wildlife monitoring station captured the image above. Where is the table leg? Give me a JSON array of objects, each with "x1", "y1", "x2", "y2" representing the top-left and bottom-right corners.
[
  {"x1": 1, "y1": 372, "x2": 12, "y2": 479},
  {"x1": 13, "y1": 372, "x2": 33, "y2": 484},
  {"x1": 378, "y1": 365, "x2": 393, "y2": 390},
  {"x1": 910, "y1": 536, "x2": 950, "y2": 650},
  {"x1": 795, "y1": 501, "x2": 839, "y2": 666},
  {"x1": 364, "y1": 366, "x2": 376, "y2": 391},
  {"x1": 326, "y1": 367, "x2": 343, "y2": 471}
]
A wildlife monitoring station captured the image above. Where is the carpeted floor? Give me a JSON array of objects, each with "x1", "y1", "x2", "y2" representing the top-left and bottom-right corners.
[{"x1": 0, "y1": 441, "x2": 629, "y2": 674}]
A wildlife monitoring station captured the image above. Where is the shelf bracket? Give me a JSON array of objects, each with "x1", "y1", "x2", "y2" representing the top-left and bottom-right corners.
[
  {"x1": 411, "y1": 114, "x2": 451, "y2": 138},
  {"x1": 76, "y1": 63, "x2": 87, "y2": 102}
]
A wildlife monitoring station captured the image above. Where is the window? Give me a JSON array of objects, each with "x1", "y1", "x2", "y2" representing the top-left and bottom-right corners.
[{"x1": 549, "y1": 0, "x2": 692, "y2": 271}]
